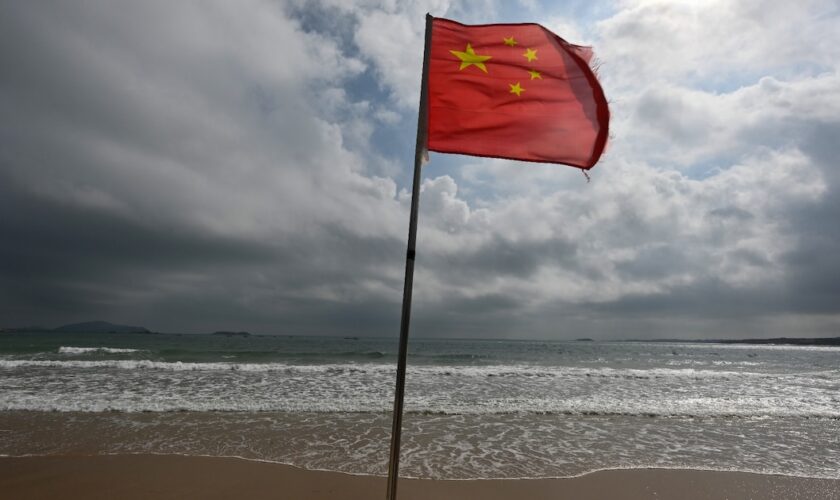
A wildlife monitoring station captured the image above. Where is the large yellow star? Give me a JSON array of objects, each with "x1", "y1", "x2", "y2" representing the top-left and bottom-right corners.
[
  {"x1": 522, "y1": 47, "x2": 538, "y2": 62},
  {"x1": 528, "y1": 69, "x2": 542, "y2": 80},
  {"x1": 503, "y1": 36, "x2": 517, "y2": 47},
  {"x1": 450, "y1": 43, "x2": 492, "y2": 73},
  {"x1": 509, "y1": 82, "x2": 525, "y2": 96}
]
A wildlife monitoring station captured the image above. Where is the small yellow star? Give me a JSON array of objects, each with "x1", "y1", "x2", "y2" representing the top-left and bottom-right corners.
[
  {"x1": 528, "y1": 69, "x2": 542, "y2": 80},
  {"x1": 450, "y1": 43, "x2": 492, "y2": 73},
  {"x1": 509, "y1": 82, "x2": 525, "y2": 96},
  {"x1": 522, "y1": 47, "x2": 538, "y2": 62},
  {"x1": 503, "y1": 36, "x2": 517, "y2": 47}
]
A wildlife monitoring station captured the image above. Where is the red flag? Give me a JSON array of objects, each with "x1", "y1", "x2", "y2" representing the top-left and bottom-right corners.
[{"x1": 425, "y1": 17, "x2": 609, "y2": 169}]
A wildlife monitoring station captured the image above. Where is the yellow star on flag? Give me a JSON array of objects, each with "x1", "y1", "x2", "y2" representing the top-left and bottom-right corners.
[
  {"x1": 528, "y1": 69, "x2": 542, "y2": 80},
  {"x1": 522, "y1": 47, "x2": 538, "y2": 62},
  {"x1": 503, "y1": 36, "x2": 517, "y2": 46},
  {"x1": 509, "y1": 82, "x2": 525, "y2": 96},
  {"x1": 450, "y1": 43, "x2": 492, "y2": 73}
]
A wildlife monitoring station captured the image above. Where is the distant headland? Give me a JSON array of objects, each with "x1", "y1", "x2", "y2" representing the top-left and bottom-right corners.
[{"x1": 623, "y1": 337, "x2": 840, "y2": 347}]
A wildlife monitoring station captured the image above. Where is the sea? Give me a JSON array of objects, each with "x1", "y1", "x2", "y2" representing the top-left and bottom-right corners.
[{"x1": 1, "y1": 332, "x2": 838, "y2": 479}]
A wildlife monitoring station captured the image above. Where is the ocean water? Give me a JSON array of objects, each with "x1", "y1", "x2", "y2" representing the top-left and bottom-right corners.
[{"x1": 1, "y1": 332, "x2": 838, "y2": 479}]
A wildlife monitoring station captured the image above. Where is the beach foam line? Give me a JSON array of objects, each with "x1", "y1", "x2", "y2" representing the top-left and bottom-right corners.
[
  {"x1": 1, "y1": 399, "x2": 838, "y2": 418},
  {"x1": 1, "y1": 358, "x2": 836, "y2": 381},
  {"x1": 0, "y1": 359, "x2": 773, "y2": 375},
  {"x1": 58, "y1": 347, "x2": 143, "y2": 355}
]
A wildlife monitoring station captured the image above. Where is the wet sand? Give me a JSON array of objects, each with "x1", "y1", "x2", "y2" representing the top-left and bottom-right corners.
[{"x1": 1, "y1": 455, "x2": 837, "y2": 500}]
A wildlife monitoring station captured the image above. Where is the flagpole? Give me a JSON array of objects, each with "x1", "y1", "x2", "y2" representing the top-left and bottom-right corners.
[{"x1": 385, "y1": 13, "x2": 433, "y2": 500}]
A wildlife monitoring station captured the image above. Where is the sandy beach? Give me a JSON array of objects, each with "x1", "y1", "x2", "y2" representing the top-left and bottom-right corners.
[{"x1": 1, "y1": 455, "x2": 838, "y2": 500}]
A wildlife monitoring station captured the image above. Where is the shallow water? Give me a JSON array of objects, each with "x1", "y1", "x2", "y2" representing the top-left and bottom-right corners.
[{"x1": 1, "y1": 333, "x2": 838, "y2": 479}]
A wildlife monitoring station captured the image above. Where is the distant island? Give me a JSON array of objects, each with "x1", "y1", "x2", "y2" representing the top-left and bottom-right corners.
[
  {"x1": 716, "y1": 337, "x2": 840, "y2": 346},
  {"x1": 623, "y1": 337, "x2": 840, "y2": 346},
  {"x1": 54, "y1": 321, "x2": 152, "y2": 334},
  {"x1": 211, "y1": 331, "x2": 251, "y2": 337}
]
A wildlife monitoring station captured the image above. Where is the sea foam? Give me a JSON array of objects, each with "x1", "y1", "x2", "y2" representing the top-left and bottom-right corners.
[
  {"x1": 58, "y1": 346, "x2": 142, "y2": 355},
  {"x1": 1, "y1": 359, "x2": 838, "y2": 418}
]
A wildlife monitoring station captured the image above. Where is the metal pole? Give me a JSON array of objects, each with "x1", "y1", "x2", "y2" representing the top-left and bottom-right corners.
[{"x1": 385, "y1": 13, "x2": 433, "y2": 500}]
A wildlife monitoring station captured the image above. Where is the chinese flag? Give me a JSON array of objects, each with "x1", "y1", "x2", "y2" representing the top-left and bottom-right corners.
[{"x1": 426, "y1": 17, "x2": 609, "y2": 169}]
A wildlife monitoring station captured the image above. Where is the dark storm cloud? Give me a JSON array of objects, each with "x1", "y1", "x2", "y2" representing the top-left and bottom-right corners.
[
  {"x1": 0, "y1": 169, "x2": 404, "y2": 331},
  {"x1": 775, "y1": 122, "x2": 840, "y2": 315},
  {"x1": 423, "y1": 235, "x2": 582, "y2": 284},
  {"x1": 0, "y1": 1, "x2": 404, "y2": 332},
  {"x1": 0, "y1": 175, "x2": 276, "y2": 276},
  {"x1": 585, "y1": 279, "x2": 785, "y2": 319},
  {"x1": 613, "y1": 244, "x2": 689, "y2": 280}
]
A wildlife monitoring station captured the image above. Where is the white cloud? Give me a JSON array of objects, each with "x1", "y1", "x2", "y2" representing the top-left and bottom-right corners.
[
  {"x1": 598, "y1": 0, "x2": 839, "y2": 90},
  {"x1": 614, "y1": 72, "x2": 840, "y2": 168},
  {"x1": 352, "y1": 1, "x2": 454, "y2": 108},
  {"x1": 415, "y1": 148, "x2": 826, "y2": 307},
  {"x1": 544, "y1": 17, "x2": 587, "y2": 45}
]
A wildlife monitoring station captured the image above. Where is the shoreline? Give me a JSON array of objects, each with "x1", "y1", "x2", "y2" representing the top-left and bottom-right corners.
[
  {"x1": 3, "y1": 409, "x2": 838, "y2": 481},
  {"x1": 2, "y1": 454, "x2": 838, "y2": 500},
  {"x1": 5, "y1": 451, "x2": 838, "y2": 482}
]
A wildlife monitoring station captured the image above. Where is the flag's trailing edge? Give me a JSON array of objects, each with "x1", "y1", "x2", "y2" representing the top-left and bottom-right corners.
[{"x1": 425, "y1": 16, "x2": 609, "y2": 170}]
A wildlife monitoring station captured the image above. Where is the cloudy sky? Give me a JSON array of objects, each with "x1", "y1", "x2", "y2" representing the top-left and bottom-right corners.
[{"x1": 1, "y1": 0, "x2": 839, "y2": 339}]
